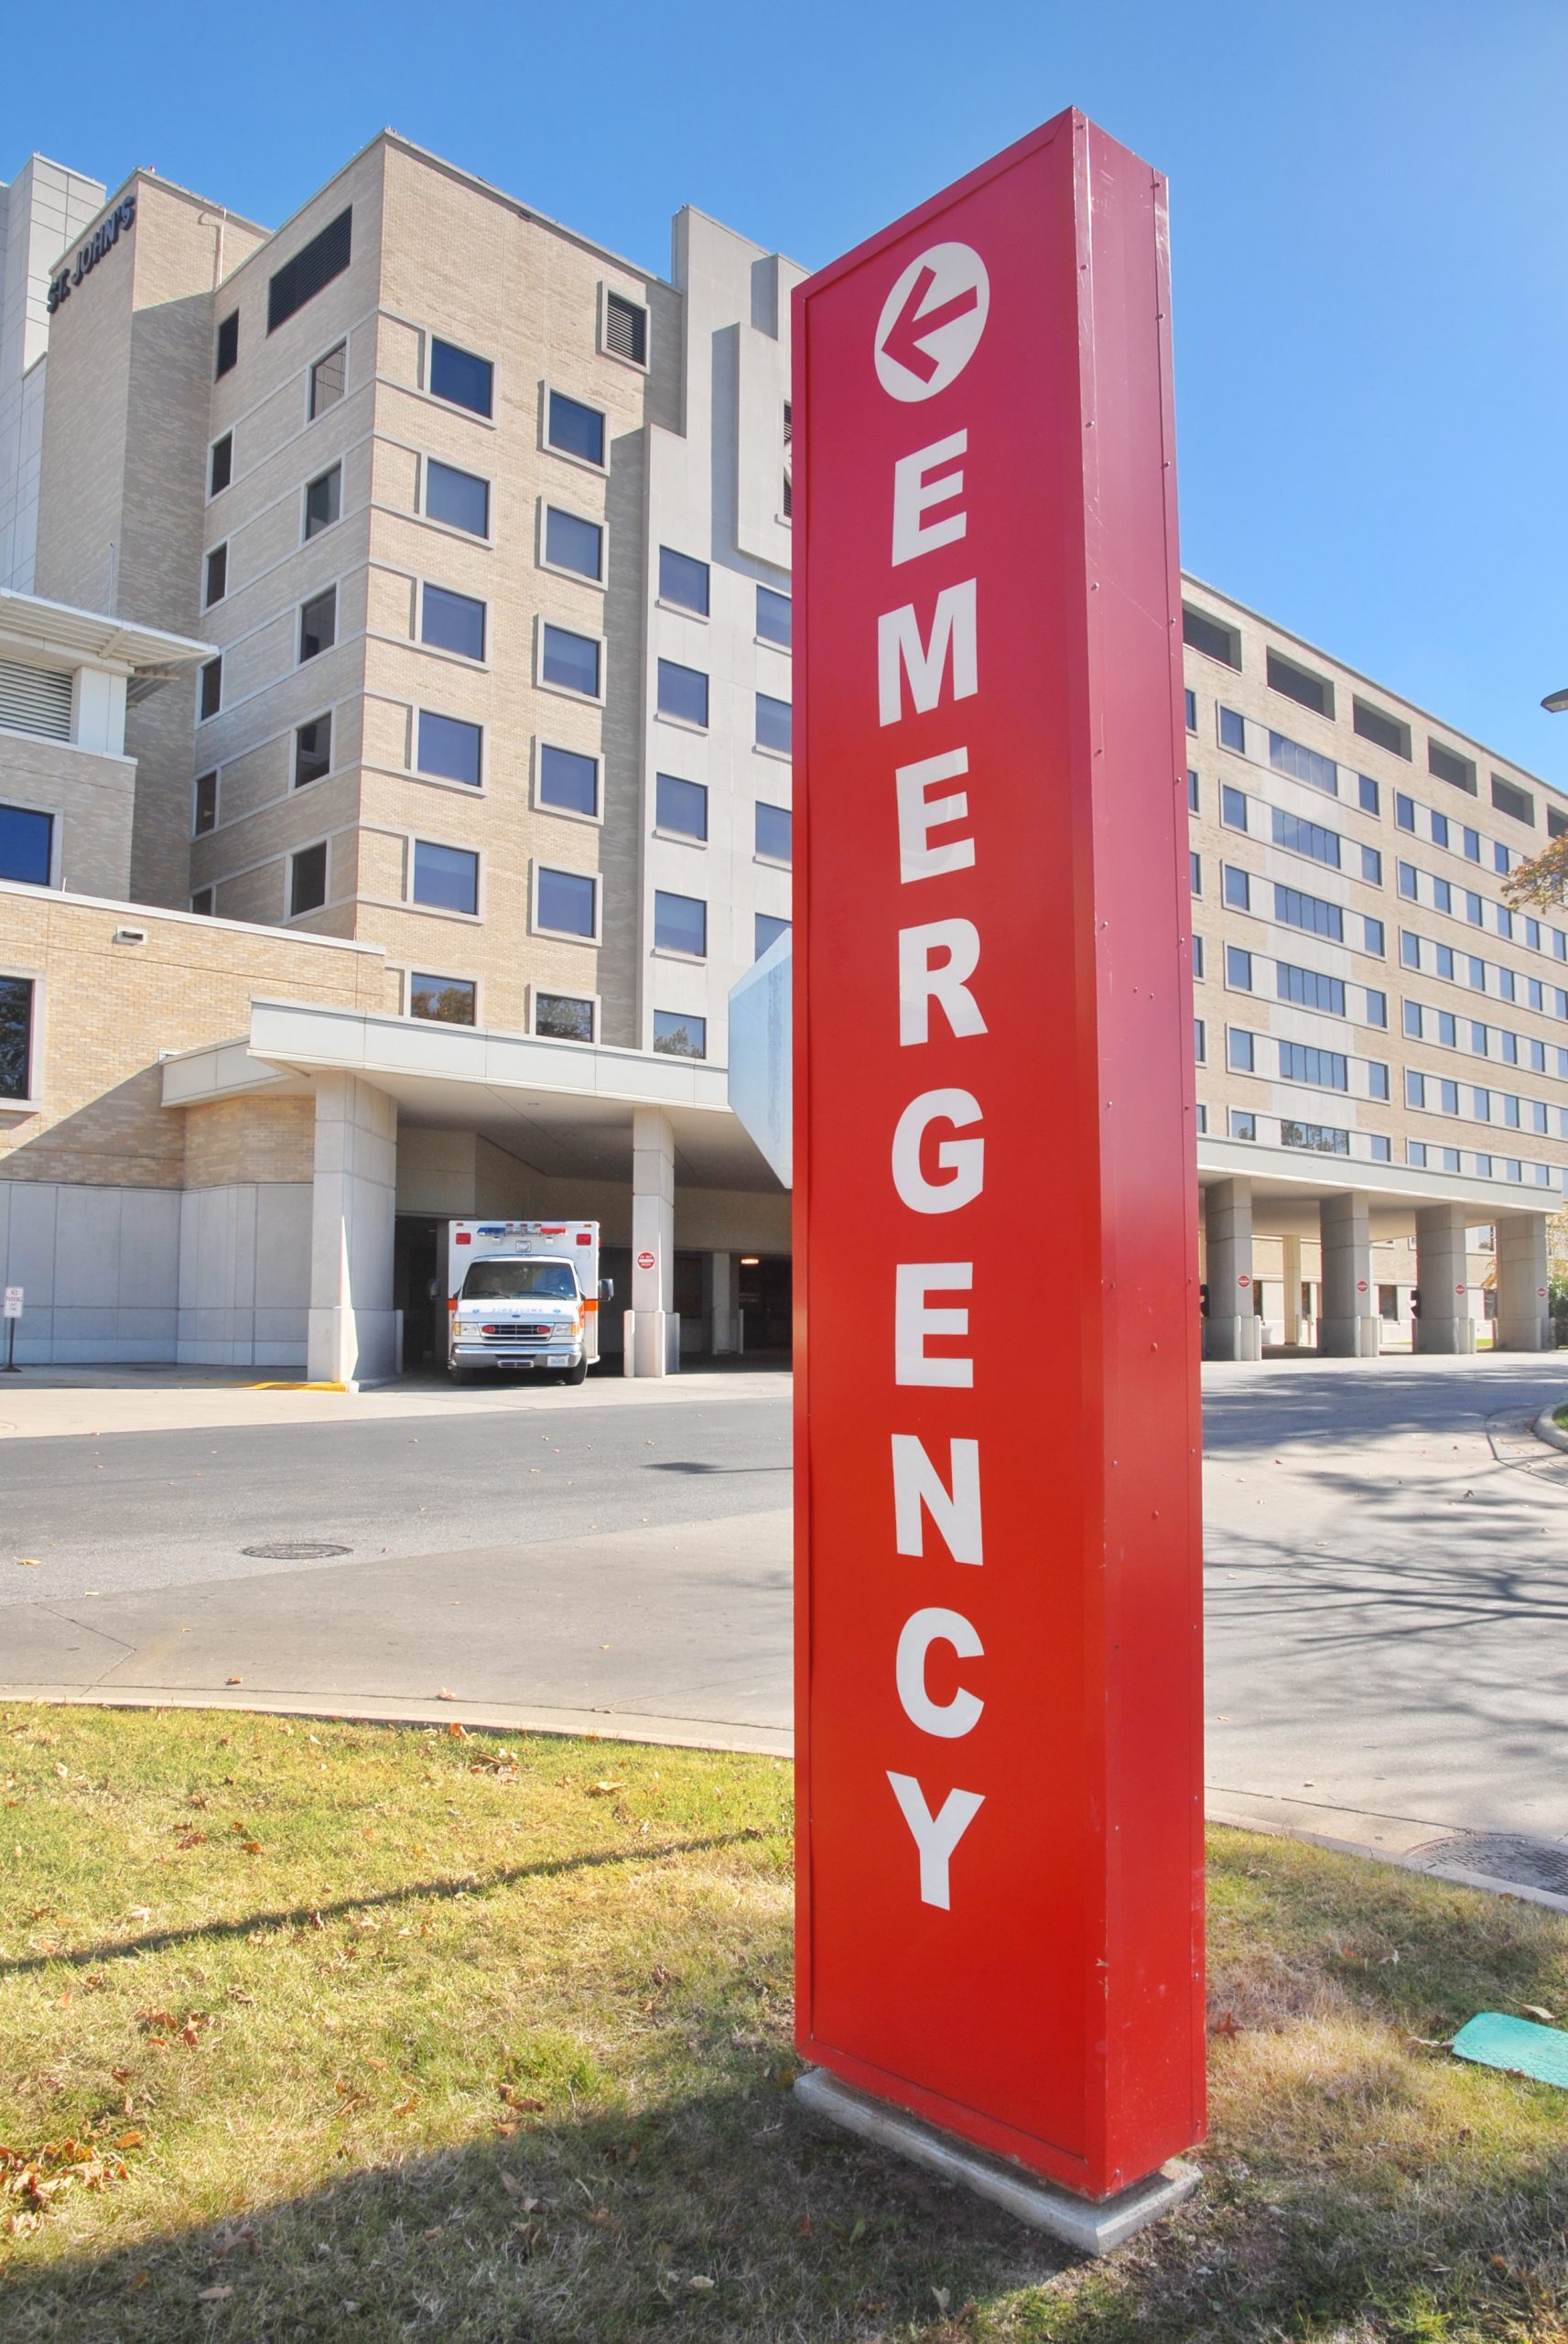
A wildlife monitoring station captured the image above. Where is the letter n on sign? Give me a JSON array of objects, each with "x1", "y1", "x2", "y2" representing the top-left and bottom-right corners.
[{"x1": 792, "y1": 110, "x2": 1205, "y2": 2205}]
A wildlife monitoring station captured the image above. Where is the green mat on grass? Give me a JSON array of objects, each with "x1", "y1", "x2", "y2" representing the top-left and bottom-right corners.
[{"x1": 1451, "y1": 2012, "x2": 1568, "y2": 2089}]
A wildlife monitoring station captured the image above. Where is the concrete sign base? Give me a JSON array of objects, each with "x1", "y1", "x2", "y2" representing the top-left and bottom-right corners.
[{"x1": 794, "y1": 2068, "x2": 1200, "y2": 2257}]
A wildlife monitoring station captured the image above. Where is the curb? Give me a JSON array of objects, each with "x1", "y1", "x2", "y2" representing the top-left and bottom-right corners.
[{"x1": 1531, "y1": 1403, "x2": 1568, "y2": 1453}]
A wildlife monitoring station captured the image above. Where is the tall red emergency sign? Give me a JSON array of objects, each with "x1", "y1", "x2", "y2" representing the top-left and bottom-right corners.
[{"x1": 792, "y1": 110, "x2": 1205, "y2": 2205}]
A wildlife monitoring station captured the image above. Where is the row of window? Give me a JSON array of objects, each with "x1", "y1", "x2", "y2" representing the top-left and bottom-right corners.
[
  {"x1": 1213, "y1": 945, "x2": 1388, "y2": 1026},
  {"x1": 1398, "y1": 928, "x2": 1568, "y2": 1015},
  {"x1": 1217, "y1": 1026, "x2": 1390, "y2": 1099},
  {"x1": 1184, "y1": 610, "x2": 1543, "y2": 828},
  {"x1": 1195, "y1": 860, "x2": 1387, "y2": 956},
  {"x1": 1403, "y1": 1068, "x2": 1560, "y2": 1137},
  {"x1": 1395, "y1": 858, "x2": 1563, "y2": 961},
  {"x1": 399, "y1": 975, "x2": 703, "y2": 1060},
  {"x1": 1402, "y1": 999, "x2": 1568, "y2": 1077},
  {"x1": 1217, "y1": 784, "x2": 1384, "y2": 883}
]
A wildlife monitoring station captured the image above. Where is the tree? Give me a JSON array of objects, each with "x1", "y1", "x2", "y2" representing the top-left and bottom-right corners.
[{"x1": 1502, "y1": 833, "x2": 1568, "y2": 911}]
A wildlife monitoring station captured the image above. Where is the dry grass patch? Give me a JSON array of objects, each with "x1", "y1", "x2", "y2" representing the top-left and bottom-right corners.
[{"x1": 1, "y1": 1711, "x2": 1566, "y2": 2341}]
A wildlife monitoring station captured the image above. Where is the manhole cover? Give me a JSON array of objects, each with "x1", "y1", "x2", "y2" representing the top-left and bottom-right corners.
[
  {"x1": 1416, "y1": 1832, "x2": 1568, "y2": 1896},
  {"x1": 240, "y1": 1541, "x2": 351, "y2": 1562}
]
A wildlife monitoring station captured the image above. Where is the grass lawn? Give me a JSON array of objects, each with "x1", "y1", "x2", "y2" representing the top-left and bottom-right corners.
[{"x1": 2, "y1": 1707, "x2": 1567, "y2": 2342}]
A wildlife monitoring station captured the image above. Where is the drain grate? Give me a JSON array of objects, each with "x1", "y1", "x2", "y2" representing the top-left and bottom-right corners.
[
  {"x1": 1415, "y1": 1832, "x2": 1568, "y2": 1896},
  {"x1": 240, "y1": 1540, "x2": 351, "y2": 1562}
]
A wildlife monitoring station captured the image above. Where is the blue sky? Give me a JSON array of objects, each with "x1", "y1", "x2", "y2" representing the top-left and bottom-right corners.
[{"x1": 7, "y1": 1, "x2": 1568, "y2": 782}]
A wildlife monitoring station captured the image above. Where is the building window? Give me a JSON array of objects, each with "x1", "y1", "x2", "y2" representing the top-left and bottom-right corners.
[
  {"x1": 1222, "y1": 864, "x2": 1250, "y2": 912},
  {"x1": 1229, "y1": 1110, "x2": 1256, "y2": 1141},
  {"x1": 1226, "y1": 945, "x2": 1252, "y2": 991},
  {"x1": 1429, "y1": 740, "x2": 1476, "y2": 794},
  {"x1": 295, "y1": 715, "x2": 332, "y2": 787},
  {"x1": 193, "y1": 771, "x2": 218, "y2": 836},
  {"x1": 1368, "y1": 1134, "x2": 1392, "y2": 1163},
  {"x1": 535, "y1": 992, "x2": 594, "y2": 1042},
  {"x1": 1184, "y1": 689, "x2": 1196, "y2": 732},
  {"x1": 537, "y1": 743, "x2": 599, "y2": 816},
  {"x1": 654, "y1": 890, "x2": 707, "y2": 957},
  {"x1": 309, "y1": 342, "x2": 346, "y2": 417},
  {"x1": 1273, "y1": 884, "x2": 1343, "y2": 941},
  {"x1": 423, "y1": 585, "x2": 486, "y2": 662},
  {"x1": 215, "y1": 309, "x2": 238, "y2": 378},
  {"x1": 1183, "y1": 605, "x2": 1241, "y2": 667},
  {"x1": 540, "y1": 623, "x2": 600, "y2": 697},
  {"x1": 430, "y1": 338, "x2": 493, "y2": 418},
  {"x1": 1366, "y1": 988, "x2": 1387, "y2": 1026},
  {"x1": 1364, "y1": 916, "x2": 1385, "y2": 956},
  {"x1": 290, "y1": 841, "x2": 328, "y2": 916},
  {"x1": 1266, "y1": 647, "x2": 1334, "y2": 719},
  {"x1": 1187, "y1": 768, "x2": 1200, "y2": 813},
  {"x1": 756, "y1": 912, "x2": 790, "y2": 959},
  {"x1": 1361, "y1": 845, "x2": 1383, "y2": 884},
  {"x1": 603, "y1": 289, "x2": 648, "y2": 365},
  {"x1": 535, "y1": 865, "x2": 596, "y2": 937},
  {"x1": 189, "y1": 888, "x2": 214, "y2": 917},
  {"x1": 1278, "y1": 962, "x2": 1344, "y2": 1014},
  {"x1": 1272, "y1": 808, "x2": 1340, "y2": 867},
  {"x1": 1353, "y1": 699, "x2": 1411, "y2": 759},
  {"x1": 659, "y1": 547, "x2": 709, "y2": 614},
  {"x1": 757, "y1": 586, "x2": 792, "y2": 648},
  {"x1": 1193, "y1": 936, "x2": 1206, "y2": 979},
  {"x1": 413, "y1": 840, "x2": 480, "y2": 916},
  {"x1": 200, "y1": 657, "x2": 222, "y2": 719},
  {"x1": 1269, "y1": 731, "x2": 1337, "y2": 795},
  {"x1": 204, "y1": 543, "x2": 228, "y2": 606},
  {"x1": 1190, "y1": 852, "x2": 1201, "y2": 896},
  {"x1": 417, "y1": 711, "x2": 482, "y2": 788},
  {"x1": 1358, "y1": 774, "x2": 1380, "y2": 815},
  {"x1": 654, "y1": 1010, "x2": 706, "y2": 1058},
  {"x1": 409, "y1": 972, "x2": 476, "y2": 1026},
  {"x1": 427, "y1": 460, "x2": 491, "y2": 538},
  {"x1": 755, "y1": 802, "x2": 792, "y2": 863},
  {"x1": 1195, "y1": 1018, "x2": 1206, "y2": 1063},
  {"x1": 1368, "y1": 1062, "x2": 1390, "y2": 1101},
  {"x1": 657, "y1": 658, "x2": 708, "y2": 728},
  {"x1": 756, "y1": 692, "x2": 792, "y2": 754},
  {"x1": 267, "y1": 207, "x2": 351, "y2": 333},
  {"x1": 209, "y1": 434, "x2": 232, "y2": 496},
  {"x1": 546, "y1": 389, "x2": 605, "y2": 467},
  {"x1": 0, "y1": 975, "x2": 35, "y2": 1101},
  {"x1": 0, "y1": 805, "x2": 52, "y2": 885},
  {"x1": 544, "y1": 505, "x2": 602, "y2": 580},
  {"x1": 1221, "y1": 785, "x2": 1248, "y2": 830},
  {"x1": 1395, "y1": 794, "x2": 1415, "y2": 831},
  {"x1": 655, "y1": 773, "x2": 708, "y2": 841},
  {"x1": 1281, "y1": 1120, "x2": 1349, "y2": 1156},
  {"x1": 1227, "y1": 1028, "x2": 1255, "y2": 1074},
  {"x1": 299, "y1": 588, "x2": 337, "y2": 662},
  {"x1": 1278, "y1": 1040, "x2": 1347, "y2": 1091},
  {"x1": 1491, "y1": 775, "x2": 1535, "y2": 827},
  {"x1": 304, "y1": 463, "x2": 341, "y2": 538}
]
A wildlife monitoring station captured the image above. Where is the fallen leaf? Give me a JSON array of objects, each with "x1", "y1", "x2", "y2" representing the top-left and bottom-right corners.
[
  {"x1": 1210, "y1": 2012, "x2": 1242, "y2": 2041},
  {"x1": 129, "y1": 2271, "x2": 148, "y2": 2290},
  {"x1": 15, "y1": 1558, "x2": 40, "y2": 1568},
  {"x1": 588, "y1": 1781, "x2": 627, "y2": 1797},
  {"x1": 391, "y1": 2095, "x2": 417, "y2": 2116},
  {"x1": 225, "y1": 1677, "x2": 243, "y2": 1687},
  {"x1": 242, "y1": 1841, "x2": 262, "y2": 1856},
  {"x1": 197, "y1": 2284, "x2": 233, "y2": 2302},
  {"x1": 447, "y1": 1722, "x2": 469, "y2": 1739},
  {"x1": 1520, "y1": 2003, "x2": 1557, "y2": 2023},
  {"x1": 115, "y1": 2131, "x2": 142, "y2": 2150},
  {"x1": 688, "y1": 2273, "x2": 715, "y2": 2291},
  {"x1": 437, "y1": 1689, "x2": 455, "y2": 1701},
  {"x1": 498, "y1": 2087, "x2": 546, "y2": 2111}
]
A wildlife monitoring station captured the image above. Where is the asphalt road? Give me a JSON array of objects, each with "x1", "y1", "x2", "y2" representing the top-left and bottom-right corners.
[{"x1": 5, "y1": 1356, "x2": 1568, "y2": 1850}]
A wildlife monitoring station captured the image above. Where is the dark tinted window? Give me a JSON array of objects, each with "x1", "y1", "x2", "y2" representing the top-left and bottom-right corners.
[
  {"x1": 417, "y1": 711, "x2": 482, "y2": 787},
  {"x1": 410, "y1": 973, "x2": 476, "y2": 1026},
  {"x1": 756, "y1": 585, "x2": 792, "y2": 646},
  {"x1": 755, "y1": 802, "x2": 792, "y2": 862},
  {"x1": 654, "y1": 890, "x2": 706, "y2": 956},
  {"x1": 0, "y1": 804, "x2": 52, "y2": 884},
  {"x1": 657, "y1": 658, "x2": 708, "y2": 727},
  {"x1": 430, "y1": 339, "x2": 492, "y2": 418},
  {"x1": 756, "y1": 913, "x2": 791, "y2": 959},
  {"x1": 210, "y1": 434, "x2": 232, "y2": 495},
  {"x1": 1353, "y1": 699, "x2": 1411, "y2": 759},
  {"x1": 541, "y1": 624, "x2": 599, "y2": 697},
  {"x1": 1182, "y1": 605, "x2": 1240, "y2": 667},
  {"x1": 413, "y1": 841, "x2": 479, "y2": 915},
  {"x1": 659, "y1": 547, "x2": 708, "y2": 613},
  {"x1": 427, "y1": 460, "x2": 490, "y2": 537},
  {"x1": 546, "y1": 390, "x2": 605, "y2": 466},
  {"x1": 215, "y1": 309, "x2": 238, "y2": 378},
  {"x1": 268, "y1": 208, "x2": 351, "y2": 333},
  {"x1": 653, "y1": 1010, "x2": 706, "y2": 1058},
  {"x1": 192, "y1": 772, "x2": 217, "y2": 835},
  {"x1": 756, "y1": 692, "x2": 792, "y2": 754},
  {"x1": 655, "y1": 773, "x2": 707, "y2": 839},
  {"x1": 299, "y1": 589, "x2": 336, "y2": 661},
  {"x1": 189, "y1": 888, "x2": 213, "y2": 917},
  {"x1": 295, "y1": 716, "x2": 332, "y2": 787},
  {"x1": 461, "y1": 1260, "x2": 579, "y2": 1301},
  {"x1": 604, "y1": 291, "x2": 647, "y2": 364},
  {"x1": 535, "y1": 992, "x2": 594, "y2": 1041},
  {"x1": 304, "y1": 464, "x2": 341, "y2": 537},
  {"x1": 204, "y1": 543, "x2": 227, "y2": 605},
  {"x1": 537, "y1": 743, "x2": 598, "y2": 815},
  {"x1": 545, "y1": 506, "x2": 602, "y2": 579},
  {"x1": 200, "y1": 657, "x2": 222, "y2": 719},
  {"x1": 0, "y1": 975, "x2": 34, "y2": 1100},
  {"x1": 1266, "y1": 648, "x2": 1333, "y2": 718},
  {"x1": 290, "y1": 841, "x2": 327, "y2": 915},
  {"x1": 422, "y1": 585, "x2": 485, "y2": 661},
  {"x1": 536, "y1": 867, "x2": 596, "y2": 936},
  {"x1": 309, "y1": 342, "x2": 346, "y2": 416},
  {"x1": 1492, "y1": 775, "x2": 1535, "y2": 826}
]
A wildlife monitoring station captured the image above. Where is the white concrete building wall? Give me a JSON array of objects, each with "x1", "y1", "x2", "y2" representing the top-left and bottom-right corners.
[
  {"x1": 0, "y1": 157, "x2": 105, "y2": 592},
  {"x1": 0, "y1": 1177, "x2": 180, "y2": 1361},
  {"x1": 177, "y1": 1179, "x2": 311, "y2": 1365}
]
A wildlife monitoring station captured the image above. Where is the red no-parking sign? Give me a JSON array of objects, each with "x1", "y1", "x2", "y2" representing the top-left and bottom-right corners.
[{"x1": 793, "y1": 112, "x2": 1205, "y2": 2201}]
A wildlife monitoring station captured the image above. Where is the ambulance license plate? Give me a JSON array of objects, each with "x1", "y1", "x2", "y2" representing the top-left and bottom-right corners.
[{"x1": 546, "y1": 1352, "x2": 570, "y2": 1367}]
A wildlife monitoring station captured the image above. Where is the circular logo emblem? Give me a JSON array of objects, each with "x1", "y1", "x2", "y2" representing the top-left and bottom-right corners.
[
  {"x1": 1357, "y1": 1279, "x2": 1368, "y2": 1293},
  {"x1": 636, "y1": 1251, "x2": 655, "y2": 1272},
  {"x1": 1238, "y1": 1273, "x2": 1251, "y2": 1289},
  {"x1": 1455, "y1": 1284, "x2": 1466, "y2": 1297},
  {"x1": 874, "y1": 242, "x2": 989, "y2": 402}
]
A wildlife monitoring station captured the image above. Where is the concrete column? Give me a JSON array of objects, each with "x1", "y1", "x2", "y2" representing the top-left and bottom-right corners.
[
  {"x1": 1318, "y1": 1192, "x2": 1380, "y2": 1358},
  {"x1": 705, "y1": 1252, "x2": 739, "y2": 1354},
  {"x1": 1203, "y1": 1178, "x2": 1262, "y2": 1361},
  {"x1": 1496, "y1": 1211, "x2": 1552, "y2": 1351},
  {"x1": 1413, "y1": 1203, "x2": 1476, "y2": 1355},
  {"x1": 1281, "y1": 1236, "x2": 1303, "y2": 1347},
  {"x1": 306, "y1": 1074, "x2": 398, "y2": 1385},
  {"x1": 623, "y1": 1105, "x2": 679, "y2": 1377}
]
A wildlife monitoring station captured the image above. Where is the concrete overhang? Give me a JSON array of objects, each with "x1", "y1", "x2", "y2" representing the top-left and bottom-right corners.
[
  {"x1": 0, "y1": 588, "x2": 216, "y2": 687},
  {"x1": 187, "y1": 1000, "x2": 785, "y2": 1193},
  {"x1": 1197, "y1": 1135, "x2": 1552, "y2": 1237}
]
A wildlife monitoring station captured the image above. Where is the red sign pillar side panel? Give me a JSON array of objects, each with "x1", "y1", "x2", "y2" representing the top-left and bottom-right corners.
[{"x1": 792, "y1": 110, "x2": 1204, "y2": 2201}]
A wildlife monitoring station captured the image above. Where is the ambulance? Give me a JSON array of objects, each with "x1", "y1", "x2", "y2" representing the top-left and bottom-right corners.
[{"x1": 446, "y1": 1220, "x2": 610, "y2": 1384}]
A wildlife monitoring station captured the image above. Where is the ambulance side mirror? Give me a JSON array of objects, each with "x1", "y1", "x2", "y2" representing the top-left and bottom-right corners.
[{"x1": 599, "y1": 1278, "x2": 614, "y2": 1302}]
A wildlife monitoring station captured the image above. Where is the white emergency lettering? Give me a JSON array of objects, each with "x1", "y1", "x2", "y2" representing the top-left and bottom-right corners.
[
  {"x1": 896, "y1": 749, "x2": 974, "y2": 883},
  {"x1": 891, "y1": 1089, "x2": 984, "y2": 1213},
  {"x1": 899, "y1": 918, "x2": 986, "y2": 1046},
  {"x1": 891, "y1": 1434, "x2": 982, "y2": 1564},
  {"x1": 886, "y1": 1774, "x2": 986, "y2": 1910},
  {"x1": 895, "y1": 1263, "x2": 973, "y2": 1387},
  {"x1": 895, "y1": 1606, "x2": 984, "y2": 1737},
  {"x1": 891, "y1": 431, "x2": 968, "y2": 567},
  {"x1": 878, "y1": 581, "x2": 977, "y2": 724}
]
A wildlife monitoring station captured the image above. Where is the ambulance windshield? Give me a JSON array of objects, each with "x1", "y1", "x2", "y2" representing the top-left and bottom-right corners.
[{"x1": 460, "y1": 1260, "x2": 579, "y2": 1301}]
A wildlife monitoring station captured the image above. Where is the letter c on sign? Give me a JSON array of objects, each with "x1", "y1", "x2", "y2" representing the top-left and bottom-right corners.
[{"x1": 896, "y1": 1607, "x2": 984, "y2": 1738}]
